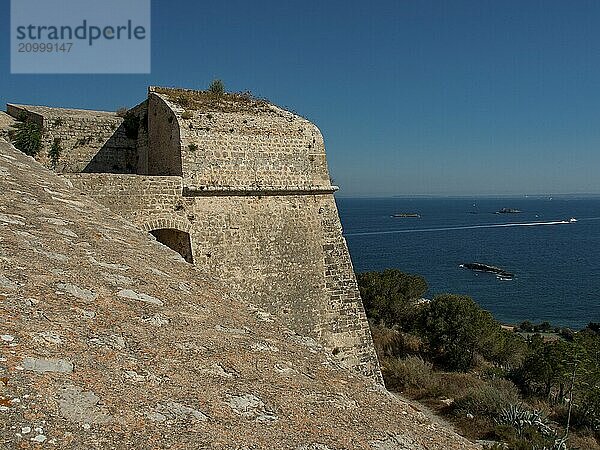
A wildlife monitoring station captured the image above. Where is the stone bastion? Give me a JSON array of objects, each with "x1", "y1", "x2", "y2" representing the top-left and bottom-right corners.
[{"x1": 5, "y1": 86, "x2": 382, "y2": 382}]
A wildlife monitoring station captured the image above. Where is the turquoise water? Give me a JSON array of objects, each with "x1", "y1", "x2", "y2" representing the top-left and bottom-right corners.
[{"x1": 337, "y1": 197, "x2": 600, "y2": 329}]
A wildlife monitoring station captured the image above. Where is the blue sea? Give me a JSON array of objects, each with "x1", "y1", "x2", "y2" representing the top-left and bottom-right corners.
[{"x1": 337, "y1": 197, "x2": 600, "y2": 329}]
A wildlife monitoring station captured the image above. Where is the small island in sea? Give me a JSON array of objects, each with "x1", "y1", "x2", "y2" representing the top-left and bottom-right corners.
[{"x1": 460, "y1": 262, "x2": 515, "y2": 280}]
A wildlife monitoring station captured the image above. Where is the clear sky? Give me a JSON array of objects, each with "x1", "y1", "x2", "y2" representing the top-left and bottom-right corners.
[{"x1": 1, "y1": 0, "x2": 599, "y2": 196}]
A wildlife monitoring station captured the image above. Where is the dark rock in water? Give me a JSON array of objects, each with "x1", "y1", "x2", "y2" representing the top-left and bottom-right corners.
[
  {"x1": 391, "y1": 213, "x2": 421, "y2": 218},
  {"x1": 460, "y1": 262, "x2": 514, "y2": 278}
]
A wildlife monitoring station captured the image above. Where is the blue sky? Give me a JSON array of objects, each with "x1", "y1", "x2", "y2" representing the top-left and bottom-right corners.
[{"x1": 1, "y1": 0, "x2": 599, "y2": 196}]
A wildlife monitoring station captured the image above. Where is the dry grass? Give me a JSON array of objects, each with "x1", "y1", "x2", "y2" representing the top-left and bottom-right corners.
[
  {"x1": 153, "y1": 87, "x2": 271, "y2": 113},
  {"x1": 383, "y1": 356, "x2": 600, "y2": 447},
  {"x1": 382, "y1": 356, "x2": 435, "y2": 392},
  {"x1": 568, "y1": 431, "x2": 600, "y2": 450},
  {"x1": 371, "y1": 326, "x2": 422, "y2": 359},
  {"x1": 452, "y1": 378, "x2": 520, "y2": 418}
]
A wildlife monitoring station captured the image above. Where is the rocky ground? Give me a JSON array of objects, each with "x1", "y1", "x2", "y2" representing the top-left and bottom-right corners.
[
  {"x1": 0, "y1": 137, "x2": 478, "y2": 449},
  {"x1": 0, "y1": 112, "x2": 16, "y2": 142}
]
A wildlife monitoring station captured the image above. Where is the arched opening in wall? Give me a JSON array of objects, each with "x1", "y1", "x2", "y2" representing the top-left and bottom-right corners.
[{"x1": 150, "y1": 228, "x2": 194, "y2": 263}]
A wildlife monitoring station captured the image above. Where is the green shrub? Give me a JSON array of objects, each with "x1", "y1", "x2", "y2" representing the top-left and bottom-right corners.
[
  {"x1": 453, "y1": 379, "x2": 521, "y2": 418},
  {"x1": 497, "y1": 404, "x2": 553, "y2": 436},
  {"x1": 188, "y1": 143, "x2": 198, "y2": 152},
  {"x1": 48, "y1": 138, "x2": 62, "y2": 168},
  {"x1": 482, "y1": 444, "x2": 505, "y2": 450},
  {"x1": 10, "y1": 119, "x2": 42, "y2": 156},
  {"x1": 580, "y1": 396, "x2": 600, "y2": 432},
  {"x1": 208, "y1": 79, "x2": 225, "y2": 95},
  {"x1": 181, "y1": 110, "x2": 194, "y2": 120}
]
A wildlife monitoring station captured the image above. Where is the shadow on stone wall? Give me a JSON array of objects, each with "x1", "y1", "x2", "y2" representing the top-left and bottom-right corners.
[
  {"x1": 150, "y1": 228, "x2": 194, "y2": 263},
  {"x1": 82, "y1": 122, "x2": 138, "y2": 174},
  {"x1": 147, "y1": 93, "x2": 182, "y2": 177}
]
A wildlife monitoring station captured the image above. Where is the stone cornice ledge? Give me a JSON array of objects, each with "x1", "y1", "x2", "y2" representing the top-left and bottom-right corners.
[{"x1": 183, "y1": 185, "x2": 339, "y2": 197}]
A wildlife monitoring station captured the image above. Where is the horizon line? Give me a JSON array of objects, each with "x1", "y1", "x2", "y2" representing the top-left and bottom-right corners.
[{"x1": 335, "y1": 192, "x2": 600, "y2": 199}]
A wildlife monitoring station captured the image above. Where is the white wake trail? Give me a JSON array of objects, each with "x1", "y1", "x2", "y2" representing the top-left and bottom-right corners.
[{"x1": 345, "y1": 219, "x2": 579, "y2": 237}]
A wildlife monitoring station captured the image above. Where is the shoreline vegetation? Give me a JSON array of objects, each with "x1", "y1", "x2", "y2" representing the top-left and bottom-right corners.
[{"x1": 357, "y1": 269, "x2": 600, "y2": 450}]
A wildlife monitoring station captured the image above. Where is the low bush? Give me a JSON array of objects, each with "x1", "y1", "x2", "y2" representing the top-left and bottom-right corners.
[
  {"x1": 453, "y1": 379, "x2": 520, "y2": 418},
  {"x1": 382, "y1": 356, "x2": 435, "y2": 393},
  {"x1": 371, "y1": 326, "x2": 422, "y2": 359},
  {"x1": 492, "y1": 404, "x2": 573, "y2": 450},
  {"x1": 425, "y1": 371, "x2": 482, "y2": 400}
]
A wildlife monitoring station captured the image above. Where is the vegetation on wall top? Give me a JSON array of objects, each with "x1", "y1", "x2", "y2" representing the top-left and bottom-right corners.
[
  {"x1": 208, "y1": 79, "x2": 225, "y2": 96},
  {"x1": 154, "y1": 83, "x2": 270, "y2": 114},
  {"x1": 48, "y1": 137, "x2": 62, "y2": 168},
  {"x1": 9, "y1": 114, "x2": 42, "y2": 157}
]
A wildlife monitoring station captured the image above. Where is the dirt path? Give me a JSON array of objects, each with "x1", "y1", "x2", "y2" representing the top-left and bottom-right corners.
[
  {"x1": 393, "y1": 393, "x2": 491, "y2": 448},
  {"x1": 393, "y1": 393, "x2": 461, "y2": 435}
]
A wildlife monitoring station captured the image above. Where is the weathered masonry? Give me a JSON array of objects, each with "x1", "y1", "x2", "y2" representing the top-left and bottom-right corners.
[{"x1": 6, "y1": 87, "x2": 382, "y2": 382}]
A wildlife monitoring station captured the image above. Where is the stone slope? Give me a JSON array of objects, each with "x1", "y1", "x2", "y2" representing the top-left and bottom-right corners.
[
  {"x1": 0, "y1": 138, "x2": 477, "y2": 449},
  {"x1": 0, "y1": 112, "x2": 16, "y2": 143}
]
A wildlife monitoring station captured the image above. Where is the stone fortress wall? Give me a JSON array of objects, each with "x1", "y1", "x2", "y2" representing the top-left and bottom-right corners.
[
  {"x1": 159, "y1": 88, "x2": 331, "y2": 191},
  {"x1": 5, "y1": 87, "x2": 382, "y2": 382},
  {"x1": 6, "y1": 103, "x2": 145, "y2": 174}
]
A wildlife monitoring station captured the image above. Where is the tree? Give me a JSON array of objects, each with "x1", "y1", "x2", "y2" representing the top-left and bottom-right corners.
[
  {"x1": 513, "y1": 338, "x2": 575, "y2": 402},
  {"x1": 485, "y1": 328, "x2": 528, "y2": 369},
  {"x1": 357, "y1": 269, "x2": 427, "y2": 329},
  {"x1": 423, "y1": 294, "x2": 500, "y2": 371}
]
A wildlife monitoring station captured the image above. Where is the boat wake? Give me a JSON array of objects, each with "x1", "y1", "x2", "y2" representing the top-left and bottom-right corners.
[{"x1": 344, "y1": 218, "x2": 600, "y2": 237}]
